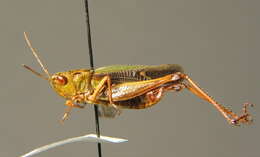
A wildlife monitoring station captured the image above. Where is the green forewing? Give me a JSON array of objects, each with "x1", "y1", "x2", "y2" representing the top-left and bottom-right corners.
[
  {"x1": 94, "y1": 64, "x2": 184, "y2": 83},
  {"x1": 95, "y1": 65, "x2": 151, "y2": 73}
]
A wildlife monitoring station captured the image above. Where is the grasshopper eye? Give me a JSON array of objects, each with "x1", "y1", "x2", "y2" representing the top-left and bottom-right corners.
[{"x1": 52, "y1": 75, "x2": 68, "y2": 86}]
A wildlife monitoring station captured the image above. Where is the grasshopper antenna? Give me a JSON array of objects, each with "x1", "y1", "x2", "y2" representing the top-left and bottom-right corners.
[
  {"x1": 23, "y1": 32, "x2": 51, "y2": 78},
  {"x1": 22, "y1": 64, "x2": 49, "y2": 80}
]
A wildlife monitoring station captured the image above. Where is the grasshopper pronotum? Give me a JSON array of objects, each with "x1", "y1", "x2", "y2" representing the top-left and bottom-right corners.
[{"x1": 23, "y1": 32, "x2": 253, "y2": 125}]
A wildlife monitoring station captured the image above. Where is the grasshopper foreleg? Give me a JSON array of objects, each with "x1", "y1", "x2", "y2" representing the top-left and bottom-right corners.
[{"x1": 61, "y1": 100, "x2": 85, "y2": 122}]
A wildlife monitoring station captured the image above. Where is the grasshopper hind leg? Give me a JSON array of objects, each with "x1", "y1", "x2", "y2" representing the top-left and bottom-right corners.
[
  {"x1": 144, "y1": 87, "x2": 164, "y2": 107},
  {"x1": 179, "y1": 73, "x2": 254, "y2": 125},
  {"x1": 144, "y1": 83, "x2": 185, "y2": 107},
  {"x1": 116, "y1": 84, "x2": 182, "y2": 109}
]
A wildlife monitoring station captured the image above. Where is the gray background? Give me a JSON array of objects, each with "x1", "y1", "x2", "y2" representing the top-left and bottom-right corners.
[{"x1": 1, "y1": 0, "x2": 259, "y2": 157}]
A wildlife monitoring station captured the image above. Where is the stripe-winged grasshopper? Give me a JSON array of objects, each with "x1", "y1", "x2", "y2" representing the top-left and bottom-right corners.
[{"x1": 23, "y1": 32, "x2": 253, "y2": 125}]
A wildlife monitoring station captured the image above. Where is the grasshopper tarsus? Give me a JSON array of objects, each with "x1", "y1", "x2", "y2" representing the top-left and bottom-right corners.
[{"x1": 232, "y1": 103, "x2": 254, "y2": 125}]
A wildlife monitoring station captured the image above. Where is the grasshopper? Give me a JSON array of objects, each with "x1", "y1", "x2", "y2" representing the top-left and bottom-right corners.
[{"x1": 23, "y1": 32, "x2": 253, "y2": 125}]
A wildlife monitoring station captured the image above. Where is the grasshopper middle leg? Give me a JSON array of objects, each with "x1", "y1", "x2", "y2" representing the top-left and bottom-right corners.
[{"x1": 87, "y1": 75, "x2": 113, "y2": 104}]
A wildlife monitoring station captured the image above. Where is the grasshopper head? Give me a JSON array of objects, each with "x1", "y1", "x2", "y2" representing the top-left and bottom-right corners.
[
  {"x1": 50, "y1": 70, "x2": 92, "y2": 99},
  {"x1": 50, "y1": 72, "x2": 72, "y2": 99},
  {"x1": 23, "y1": 32, "x2": 93, "y2": 100}
]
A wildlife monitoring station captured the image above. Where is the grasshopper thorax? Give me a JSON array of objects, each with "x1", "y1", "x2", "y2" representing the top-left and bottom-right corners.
[{"x1": 50, "y1": 69, "x2": 92, "y2": 99}]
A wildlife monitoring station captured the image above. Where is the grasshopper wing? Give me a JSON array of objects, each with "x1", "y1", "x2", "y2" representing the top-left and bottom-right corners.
[{"x1": 94, "y1": 64, "x2": 183, "y2": 83}]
